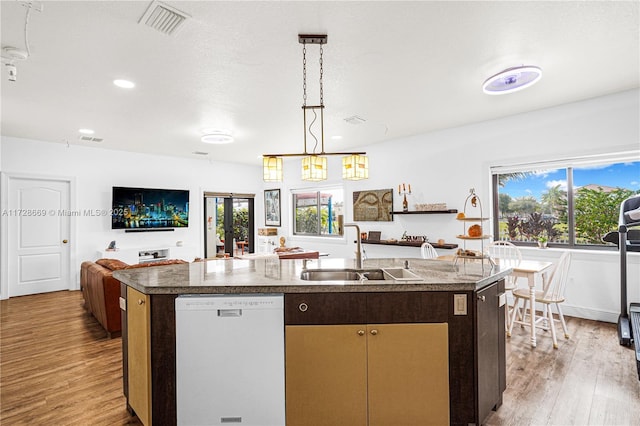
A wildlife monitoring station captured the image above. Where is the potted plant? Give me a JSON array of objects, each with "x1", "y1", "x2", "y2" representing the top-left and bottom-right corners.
[{"x1": 537, "y1": 235, "x2": 548, "y2": 248}]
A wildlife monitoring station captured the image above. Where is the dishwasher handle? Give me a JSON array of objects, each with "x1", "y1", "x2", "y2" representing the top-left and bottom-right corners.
[{"x1": 217, "y1": 309, "x2": 242, "y2": 317}]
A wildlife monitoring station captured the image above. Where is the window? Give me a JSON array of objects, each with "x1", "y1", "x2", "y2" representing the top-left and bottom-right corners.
[
  {"x1": 293, "y1": 188, "x2": 343, "y2": 237},
  {"x1": 492, "y1": 154, "x2": 640, "y2": 248}
]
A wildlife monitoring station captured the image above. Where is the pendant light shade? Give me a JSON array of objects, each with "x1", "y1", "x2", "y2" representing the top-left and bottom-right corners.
[
  {"x1": 342, "y1": 154, "x2": 369, "y2": 180},
  {"x1": 301, "y1": 155, "x2": 327, "y2": 181},
  {"x1": 263, "y1": 156, "x2": 283, "y2": 182},
  {"x1": 261, "y1": 34, "x2": 368, "y2": 182}
]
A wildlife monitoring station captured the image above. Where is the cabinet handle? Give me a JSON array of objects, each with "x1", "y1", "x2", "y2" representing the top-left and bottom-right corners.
[
  {"x1": 357, "y1": 330, "x2": 365, "y2": 336},
  {"x1": 477, "y1": 295, "x2": 486, "y2": 302},
  {"x1": 298, "y1": 303, "x2": 308, "y2": 312},
  {"x1": 370, "y1": 329, "x2": 378, "y2": 335},
  {"x1": 137, "y1": 299, "x2": 145, "y2": 305}
]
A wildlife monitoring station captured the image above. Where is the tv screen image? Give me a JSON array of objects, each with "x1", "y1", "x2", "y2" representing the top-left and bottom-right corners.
[{"x1": 112, "y1": 186, "x2": 189, "y2": 229}]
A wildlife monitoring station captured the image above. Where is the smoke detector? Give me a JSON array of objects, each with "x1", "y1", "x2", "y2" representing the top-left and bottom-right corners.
[
  {"x1": 1, "y1": 47, "x2": 28, "y2": 62},
  {"x1": 1, "y1": 47, "x2": 28, "y2": 82}
]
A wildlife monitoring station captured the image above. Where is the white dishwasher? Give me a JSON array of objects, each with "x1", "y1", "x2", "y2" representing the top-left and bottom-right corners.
[{"x1": 175, "y1": 294, "x2": 285, "y2": 426}]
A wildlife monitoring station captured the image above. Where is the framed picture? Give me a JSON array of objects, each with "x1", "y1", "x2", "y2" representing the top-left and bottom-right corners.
[
  {"x1": 353, "y1": 188, "x2": 393, "y2": 222},
  {"x1": 264, "y1": 189, "x2": 281, "y2": 227}
]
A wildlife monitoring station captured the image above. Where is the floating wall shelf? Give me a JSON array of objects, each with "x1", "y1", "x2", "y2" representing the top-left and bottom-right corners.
[
  {"x1": 392, "y1": 209, "x2": 458, "y2": 215},
  {"x1": 362, "y1": 240, "x2": 458, "y2": 250}
]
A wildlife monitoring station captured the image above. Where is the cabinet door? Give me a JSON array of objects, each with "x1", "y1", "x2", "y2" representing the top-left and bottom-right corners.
[
  {"x1": 127, "y1": 287, "x2": 151, "y2": 426},
  {"x1": 285, "y1": 325, "x2": 368, "y2": 426},
  {"x1": 476, "y1": 283, "x2": 500, "y2": 424},
  {"x1": 367, "y1": 323, "x2": 449, "y2": 426}
]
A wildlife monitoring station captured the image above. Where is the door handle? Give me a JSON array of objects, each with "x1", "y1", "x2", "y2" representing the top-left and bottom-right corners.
[{"x1": 62, "y1": 239, "x2": 68, "y2": 244}]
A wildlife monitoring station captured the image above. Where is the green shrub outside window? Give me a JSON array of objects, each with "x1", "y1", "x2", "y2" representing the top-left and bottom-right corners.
[
  {"x1": 293, "y1": 188, "x2": 343, "y2": 237},
  {"x1": 493, "y1": 158, "x2": 639, "y2": 248}
]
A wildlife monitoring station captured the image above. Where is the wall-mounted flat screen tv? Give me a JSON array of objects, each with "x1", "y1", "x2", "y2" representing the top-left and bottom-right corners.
[{"x1": 112, "y1": 186, "x2": 189, "y2": 230}]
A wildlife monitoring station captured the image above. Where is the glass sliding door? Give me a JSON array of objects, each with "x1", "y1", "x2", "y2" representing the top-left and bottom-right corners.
[{"x1": 204, "y1": 193, "x2": 254, "y2": 258}]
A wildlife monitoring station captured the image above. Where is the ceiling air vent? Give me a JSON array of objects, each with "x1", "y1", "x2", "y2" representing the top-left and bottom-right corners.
[
  {"x1": 344, "y1": 115, "x2": 366, "y2": 125},
  {"x1": 192, "y1": 151, "x2": 209, "y2": 156},
  {"x1": 138, "y1": 1, "x2": 190, "y2": 36},
  {"x1": 79, "y1": 136, "x2": 103, "y2": 143}
]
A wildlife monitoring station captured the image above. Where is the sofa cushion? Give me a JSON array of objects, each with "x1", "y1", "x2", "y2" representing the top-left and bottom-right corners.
[
  {"x1": 123, "y1": 259, "x2": 187, "y2": 269},
  {"x1": 96, "y1": 258, "x2": 129, "y2": 271}
]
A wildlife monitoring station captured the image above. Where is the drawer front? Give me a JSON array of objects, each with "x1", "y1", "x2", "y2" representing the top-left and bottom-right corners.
[
  {"x1": 367, "y1": 291, "x2": 449, "y2": 323},
  {"x1": 285, "y1": 293, "x2": 367, "y2": 325}
]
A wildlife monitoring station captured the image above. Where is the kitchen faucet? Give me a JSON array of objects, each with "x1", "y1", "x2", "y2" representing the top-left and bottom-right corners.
[{"x1": 341, "y1": 223, "x2": 363, "y2": 269}]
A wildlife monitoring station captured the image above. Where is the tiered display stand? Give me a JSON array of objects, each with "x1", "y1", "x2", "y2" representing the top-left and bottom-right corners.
[{"x1": 455, "y1": 188, "x2": 491, "y2": 269}]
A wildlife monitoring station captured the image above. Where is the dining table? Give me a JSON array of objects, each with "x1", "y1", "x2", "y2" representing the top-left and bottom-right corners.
[{"x1": 509, "y1": 259, "x2": 554, "y2": 347}]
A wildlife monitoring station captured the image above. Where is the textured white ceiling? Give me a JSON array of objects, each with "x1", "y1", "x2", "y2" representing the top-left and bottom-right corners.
[{"x1": 1, "y1": 1, "x2": 638, "y2": 165}]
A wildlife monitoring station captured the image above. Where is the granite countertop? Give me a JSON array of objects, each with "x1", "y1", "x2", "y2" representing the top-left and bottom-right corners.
[{"x1": 113, "y1": 257, "x2": 512, "y2": 295}]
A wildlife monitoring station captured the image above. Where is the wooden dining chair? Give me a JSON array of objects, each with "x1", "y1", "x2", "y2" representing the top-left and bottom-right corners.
[
  {"x1": 509, "y1": 252, "x2": 572, "y2": 349},
  {"x1": 420, "y1": 242, "x2": 439, "y2": 259},
  {"x1": 485, "y1": 241, "x2": 523, "y2": 330}
]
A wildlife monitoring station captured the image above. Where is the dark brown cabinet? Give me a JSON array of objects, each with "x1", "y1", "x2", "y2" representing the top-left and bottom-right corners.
[
  {"x1": 476, "y1": 282, "x2": 506, "y2": 424},
  {"x1": 120, "y1": 281, "x2": 505, "y2": 426}
]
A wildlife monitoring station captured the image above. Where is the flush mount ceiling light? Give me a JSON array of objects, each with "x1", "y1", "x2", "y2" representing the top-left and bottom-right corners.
[
  {"x1": 113, "y1": 79, "x2": 135, "y2": 89},
  {"x1": 262, "y1": 34, "x2": 368, "y2": 182},
  {"x1": 201, "y1": 131, "x2": 234, "y2": 144},
  {"x1": 482, "y1": 65, "x2": 542, "y2": 95}
]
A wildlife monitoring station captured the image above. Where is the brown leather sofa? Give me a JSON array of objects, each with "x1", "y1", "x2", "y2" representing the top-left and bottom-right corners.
[{"x1": 80, "y1": 258, "x2": 187, "y2": 338}]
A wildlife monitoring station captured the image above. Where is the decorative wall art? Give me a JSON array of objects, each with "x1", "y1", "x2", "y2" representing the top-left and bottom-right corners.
[
  {"x1": 352, "y1": 188, "x2": 393, "y2": 222},
  {"x1": 264, "y1": 189, "x2": 281, "y2": 227}
]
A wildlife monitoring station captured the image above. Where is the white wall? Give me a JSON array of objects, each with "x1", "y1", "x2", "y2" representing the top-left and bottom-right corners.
[
  {"x1": 274, "y1": 89, "x2": 640, "y2": 322},
  {"x1": 0, "y1": 138, "x2": 263, "y2": 296},
  {"x1": 2, "y1": 90, "x2": 638, "y2": 321}
]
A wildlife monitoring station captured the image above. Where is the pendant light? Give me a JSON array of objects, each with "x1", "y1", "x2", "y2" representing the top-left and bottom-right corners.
[
  {"x1": 263, "y1": 156, "x2": 283, "y2": 182},
  {"x1": 342, "y1": 154, "x2": 369, "y2": 180},
  {"x1": 301, "y1": 155, "x2": 327, "y2": 181},
  {"x1": 262, "y1": 34, "x2": 368, "y2": 182}
]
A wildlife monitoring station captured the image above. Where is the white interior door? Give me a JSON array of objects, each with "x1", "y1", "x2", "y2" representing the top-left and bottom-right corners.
[{"x1": 8, "y1": 177, "x2": 71, "y2": 297}]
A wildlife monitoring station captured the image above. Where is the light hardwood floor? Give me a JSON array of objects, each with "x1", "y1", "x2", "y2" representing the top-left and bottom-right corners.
[
  {"x1": 1, "y1": 290, "x2": 639, "y2": 425},
  {"x1": 1, "y1": 290, "x2": 138, "y2": 425}
]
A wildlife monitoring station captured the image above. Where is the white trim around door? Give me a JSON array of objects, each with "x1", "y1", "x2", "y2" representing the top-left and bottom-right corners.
[{"x1": 1, "y1": 172, "x2": 77, "y2": 299}]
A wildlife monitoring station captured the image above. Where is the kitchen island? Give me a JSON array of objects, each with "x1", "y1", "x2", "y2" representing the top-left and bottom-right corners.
[{"x1": 115, "y1": 257, "x2": 511, "y2": 426}]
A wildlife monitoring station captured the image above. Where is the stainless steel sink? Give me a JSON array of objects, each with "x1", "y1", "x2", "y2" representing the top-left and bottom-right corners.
[
  {"x1": 299, "y1": 268, "x2": 421, "y2": 282},
  {"x1": 359, "y1": 269, "x2": 386, "y2": 280},
  {"x1": 381, "y1": 268, "x2": 422, "y2": 281},
  {"x1": 300, "y1": 269, "x2": 363, "y2": 281}
]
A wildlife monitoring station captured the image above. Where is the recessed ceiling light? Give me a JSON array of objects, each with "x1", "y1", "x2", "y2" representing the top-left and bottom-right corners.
[
  {"x1": 331, "y1": 135, "x2": 343, "y2": 140},
  {"x1": 78, "y1": 128, "x2": 95, "y2": 135},
  {"x1": 113, "y1": 79, "x2": 135, "y2": 89},
  {"x1": 201, "y1": 131, "x2": 234, "y2": 144},
  {"x1": 482, "y1": 65, "x2": 542, "y2": 95}
]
